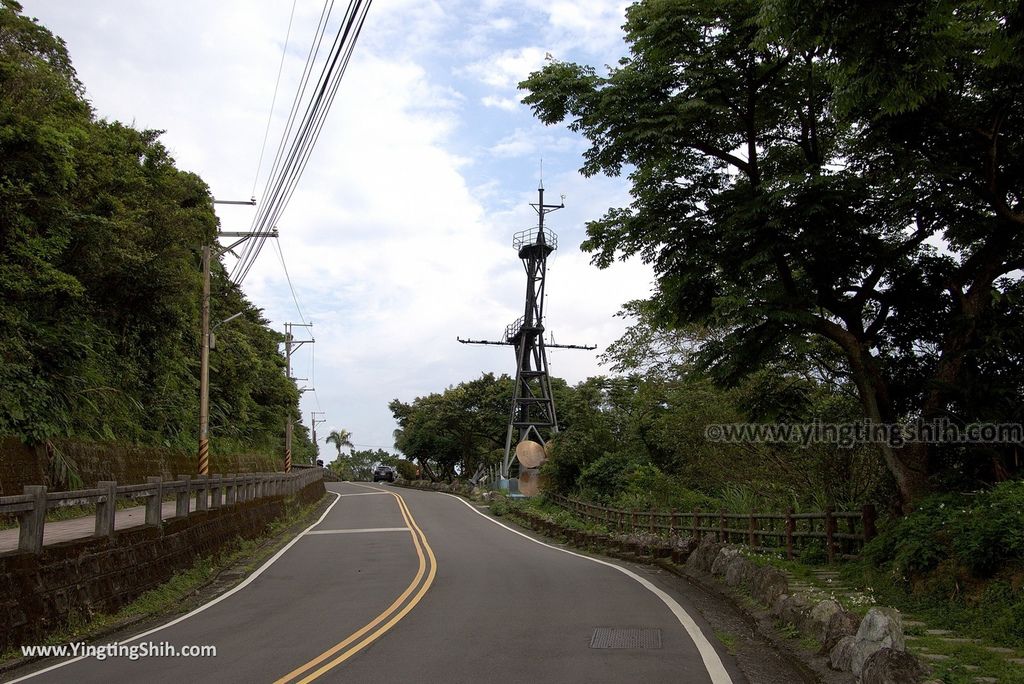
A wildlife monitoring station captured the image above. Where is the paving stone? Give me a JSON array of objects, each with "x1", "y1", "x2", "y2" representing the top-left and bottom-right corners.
[
  {"x1": 983, "y1": 646, "x2": 1016, "y2": 655},
  {"x1": 925, "y1": 629, "x2": 952, "y2": 635},
  {"x1": 917, "y1": 653, "x2": 950, "y2": 662}
]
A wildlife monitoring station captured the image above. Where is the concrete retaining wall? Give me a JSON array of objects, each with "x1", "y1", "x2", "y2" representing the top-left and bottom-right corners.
[{"x1": 0, "y1": 477, "x2": 324, "y2": 652}]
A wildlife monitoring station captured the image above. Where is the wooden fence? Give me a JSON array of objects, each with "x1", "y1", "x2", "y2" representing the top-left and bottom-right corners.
[{"x1": 548, "y1": 493, "x2": 877, "y2": 562}]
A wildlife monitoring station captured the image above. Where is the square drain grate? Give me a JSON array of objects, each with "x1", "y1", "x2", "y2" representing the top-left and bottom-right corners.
[{"x1": 590, "y1": 627, "x2": 663, "y2": 649}]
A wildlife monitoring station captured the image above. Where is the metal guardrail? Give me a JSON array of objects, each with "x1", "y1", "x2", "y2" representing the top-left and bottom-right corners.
[
  {"x1": 0, "y1": 469, "x2": 324, "y2": 555},
  {"x1": 548, "y1": 493, "x2": 877, "y2": 562}
]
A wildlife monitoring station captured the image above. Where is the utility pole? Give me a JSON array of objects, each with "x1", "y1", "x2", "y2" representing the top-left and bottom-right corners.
[
  {"x1": 198, "y1": 197, "x2": 263, "y2": 475},
  {"x1": 311, "y1": 411, "x2": 326, "y2": 463},
  {"x1": 282, "y1": 322, "x2": 314, "y2": 472}
]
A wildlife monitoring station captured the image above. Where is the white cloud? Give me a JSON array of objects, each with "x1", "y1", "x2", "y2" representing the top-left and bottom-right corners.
[{"x1": 481, "y1": 95, "x2": 520, "y2": 111}]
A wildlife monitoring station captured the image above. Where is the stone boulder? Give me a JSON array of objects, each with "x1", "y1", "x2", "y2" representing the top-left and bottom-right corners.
[
  {"x1": 724, "y1": 555, "x2": 755, "y2": 587},
  {"x1": 851, "y1": 607, "x2": 905, "y2": 676},
  {"x1": 861, "y1": 648, "x2": 927, "y2": 684},
  {"x1": 777, "y1": 594, "x2": 812, "y2": 629},
  {"x1": 686, "y1": 541, "x2": 726, "y2": 573},
  {"x1": 710, "y1": 547, "x2": 741, "y2": 576},
  {"x1": 829, "y1": 635, "x2": 856, "y2": 671},
  {"x1": 749, "y1": 566, "x2": 789, "y2": 606},
  {"x1": 808, "y1": 599, "x2": 842, "y2": 643},
  {"x1": 823, "y1": 609, "x2": 861, "y2": 653}
]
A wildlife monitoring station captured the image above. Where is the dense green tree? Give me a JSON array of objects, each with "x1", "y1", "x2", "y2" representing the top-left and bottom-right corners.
[
  {"x1": 390, "y1": 373, "x2": 513, "y2": 481},
  {"x1": 0, "y1": 2, "x2": 313, "y2": 470},
  {"x1": 520, "y1": 0, "x2": 1024, "y2": 507}
]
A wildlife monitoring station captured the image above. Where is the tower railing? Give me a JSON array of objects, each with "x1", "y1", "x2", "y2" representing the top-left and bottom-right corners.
[{"x1": 512, "y1": 226, "x2": 557, "y2": 252}]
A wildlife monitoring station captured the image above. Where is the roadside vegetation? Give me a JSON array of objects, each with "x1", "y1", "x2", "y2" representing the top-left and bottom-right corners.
[
  {"x1": 394, "y1": 0, "x2": 1024, "y2": 675},
  {"x1": 0, "y1": 1, "x2": 316, "y2": 486}
]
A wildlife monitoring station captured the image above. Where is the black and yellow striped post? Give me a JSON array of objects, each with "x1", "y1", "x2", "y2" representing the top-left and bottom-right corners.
[
  {"x1": 284, "y1": 448, "x2": 292, "y2": 473},
  {"x1": 199, "y1": 438, "x2": 210, "y2": 476}
]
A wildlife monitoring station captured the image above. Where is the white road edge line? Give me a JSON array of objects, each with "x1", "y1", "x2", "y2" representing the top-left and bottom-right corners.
[
  {"x1": 338, "y1": 492, "x2": 390, "y2": 497},
  {"x1": 8, "y1": 490, "x2": 345, "y2": 683},
  {"x1": 305, "y1": 527, "x2": 409, "y2": 535},
  {"x1": 439, "y1": 492, "x2": 734, "y2": 684}
]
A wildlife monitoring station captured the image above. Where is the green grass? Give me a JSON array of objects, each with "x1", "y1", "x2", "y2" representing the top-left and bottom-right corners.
[
  {"x1": 905, "y1": 634, "x2": 1024, "y2": 684},
  {"x1": 714, "y1": 630, "x2": 738, "y2": 653}
]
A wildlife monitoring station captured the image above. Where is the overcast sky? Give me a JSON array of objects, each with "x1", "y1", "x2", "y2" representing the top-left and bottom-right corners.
[{"x1": 23, "y1": 0, "x2": 654, "y2": 462}]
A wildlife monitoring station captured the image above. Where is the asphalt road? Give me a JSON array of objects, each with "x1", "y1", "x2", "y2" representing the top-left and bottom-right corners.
[{"x1": 7, "y1": 482, "x2": 756, "y2": 683}]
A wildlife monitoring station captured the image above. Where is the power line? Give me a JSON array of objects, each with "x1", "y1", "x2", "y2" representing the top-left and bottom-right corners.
[
  {"x1": 231, "y1": 0, "x2": 372, "y2": 284},
  {"x1": 251, "y1": 0, "x2": 299, "y2": 199},
  {"x1": 272, "y1": 238, "x2": 308, "y2": 324}
]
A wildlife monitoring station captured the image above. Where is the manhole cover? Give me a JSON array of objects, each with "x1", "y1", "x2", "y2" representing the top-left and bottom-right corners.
[{"x1": 590, "y1": 627, "x2": 663, "y2": 649}]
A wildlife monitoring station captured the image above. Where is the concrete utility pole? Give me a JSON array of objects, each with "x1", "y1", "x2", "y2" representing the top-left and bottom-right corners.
[
  {"x1": 311, "y1": 411, "x2": 326, "y2": 463},
  {"x1": 282, "y1": 322, "x2": 314, "y2": 472},
  {"x1": 198, "y1": 197, "x2": 261, "y2": 475}
]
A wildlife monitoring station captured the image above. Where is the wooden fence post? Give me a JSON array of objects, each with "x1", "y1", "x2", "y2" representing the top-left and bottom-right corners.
[
  {"x1": 748, "y1": 511, "x2": 756, "y2": 547},
  {"x1": 785, "y1": 507, "x2": 795, "y2": 560},
  {"x1": 670, "y1": 509, "x2": 677, "y2": 537},
  {"x1": 719, "y1": 509, "x2": 727, "y2": 543},
  {"x1": 692, "y1": 507, "x2": 701, "y2": 542}
]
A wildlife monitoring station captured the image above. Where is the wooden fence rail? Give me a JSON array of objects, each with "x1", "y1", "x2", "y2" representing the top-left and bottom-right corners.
[
  {"x1": 0, "y1": 469, "x2": 324, "y2": 555},
  {"x1": 548, "y1": 493, "x2": 877, "y2": 561}
]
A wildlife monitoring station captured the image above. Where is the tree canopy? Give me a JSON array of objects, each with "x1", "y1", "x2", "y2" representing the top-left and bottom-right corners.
[
  {"x1": 520, "y1": 0, "x2": 1024, "y2": 506},
  {"x1": 0, "y1": 2, "x2": 314, "y2": 468}
]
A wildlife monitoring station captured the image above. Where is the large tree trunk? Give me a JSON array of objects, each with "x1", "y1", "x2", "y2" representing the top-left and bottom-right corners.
[{"x1": 819, "y1": 321, "x2": 930, "y2": 510}]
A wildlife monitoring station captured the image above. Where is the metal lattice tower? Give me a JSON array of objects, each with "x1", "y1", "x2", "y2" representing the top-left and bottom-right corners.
[{"x1": 459, "y1": 184, "x2": 595, "y2": 481}]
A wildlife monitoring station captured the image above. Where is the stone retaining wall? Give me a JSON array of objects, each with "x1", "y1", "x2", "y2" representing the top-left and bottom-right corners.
[
  {"x1": 0, "y1": 478, "x2": 324, "y2": 652},
  {"x1": 0, "y1": 438, "x2": 280, "y2": 496}
]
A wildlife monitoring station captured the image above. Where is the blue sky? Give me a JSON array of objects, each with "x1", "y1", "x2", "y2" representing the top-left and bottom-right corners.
[{"x1": 23, "y1": 0, "x2": 653, "y2": 461}]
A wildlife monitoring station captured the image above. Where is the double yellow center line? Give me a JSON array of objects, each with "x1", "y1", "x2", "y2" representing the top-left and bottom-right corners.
[{"x1": 274, "y1": 489, "x2": 437, "y2": 683}]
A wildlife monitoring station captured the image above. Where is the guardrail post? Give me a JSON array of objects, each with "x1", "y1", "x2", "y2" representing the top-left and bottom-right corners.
[
  {"x1": 95, "y1": 481, "x2": 116, "y2": 539},
  {"x1": 247, "y1": 474, "x2": 256, "y2": 500},
  {"x1": 225, "y1": 474, "x2": 236, "y2": 505},
  {"x1": 196, "y1": 475, "x2": 210, "y2": 511},
  {"x1": 176, "y1": 475, "x2": 191, "y2": 516},
  {"x1": 785, "y1": 507, "x2": 795, "y2": 560},
  {"x1": 861, "y1": 504, "x2": 877, "y2": 544},
  {"x1": 211, "y1": 475, "x2": 222, "y2": 508},
  {"x1": 825, "y1": 507, "x2": 836, "y2": 563},
  {"x1": 18, "y1": 485, "x2": 47, "y2": 553},
  {"x1": 145, "y1": 477, "x2": 163, "y2": 527}
]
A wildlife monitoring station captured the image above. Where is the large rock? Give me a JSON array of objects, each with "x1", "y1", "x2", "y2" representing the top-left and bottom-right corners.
[
  {"x1": 750, "y1": 566, "x2": 789, "y2": 606},
  {"x1": 686, "y1": 541, "x2": 726, "y2": 573},
  {"x1": 808, "y1": 599, "x2": 842, "y2": 643},
  {"x1": 824, "y1": 609, "x2": 861, "y2": 653},
  {"x1": 711, "y1": 547, "x2": 741, "y2": 576},
  {"x1": 724, "y1": 555, "x2": 755, "y2": 587},
  {"x1": 829, "y1": 635, "x2": 856, "y2": 671},
  {"x1": 861, "y1": 648, "x2": 928, "y2": 684},
  {"x1": 851, "y1": 607, "x2": 905, "y2": 676},
  {"x1": 777, "y1": 594, "x2": 812, "y2": 629}
]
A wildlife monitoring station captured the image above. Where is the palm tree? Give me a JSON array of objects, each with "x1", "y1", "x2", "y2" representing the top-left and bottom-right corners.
[{"x1": 325, "y1": 429, "x2": 353, "y2": 457}]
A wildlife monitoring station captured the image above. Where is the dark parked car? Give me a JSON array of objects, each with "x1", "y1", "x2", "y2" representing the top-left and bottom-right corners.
[{"x1": 373, "y1": 465, "x2": 396, "y2": 482}]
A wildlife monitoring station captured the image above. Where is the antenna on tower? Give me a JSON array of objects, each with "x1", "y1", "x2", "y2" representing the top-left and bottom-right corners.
[{"x1": 458, "y1": 184, "x2": 595, "y2": 492}]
